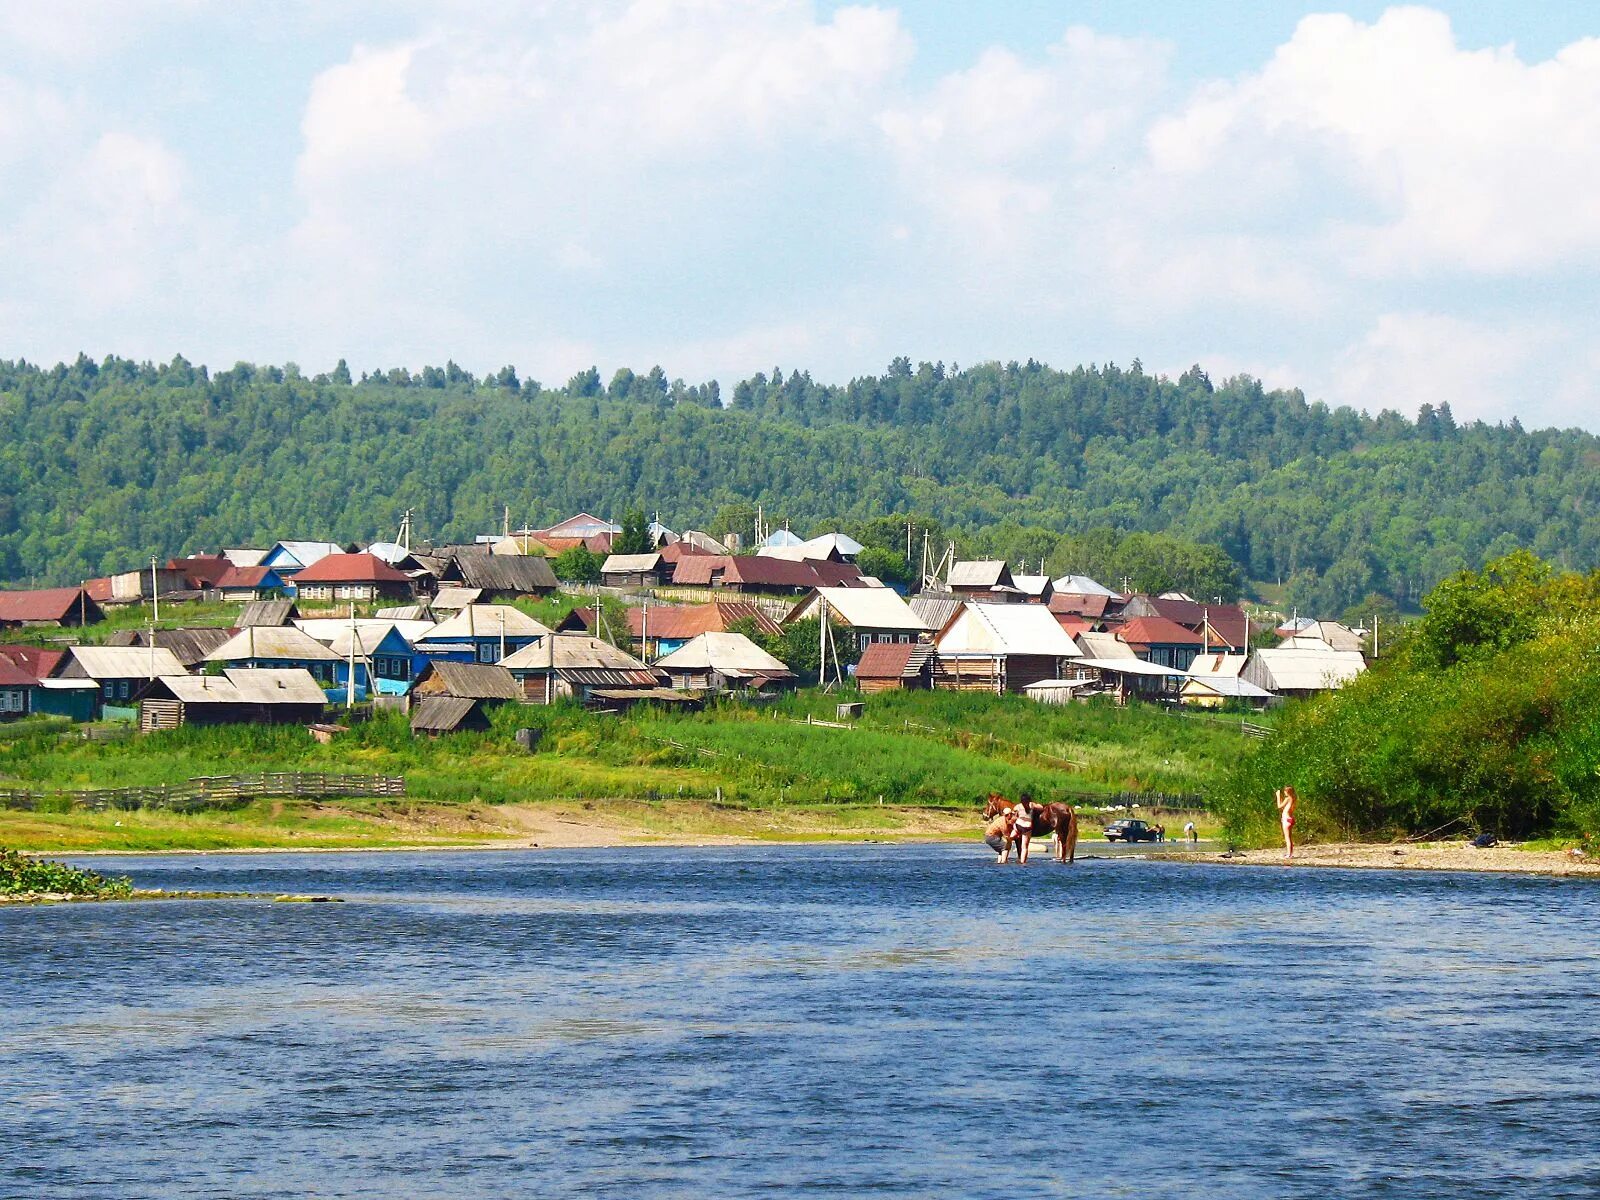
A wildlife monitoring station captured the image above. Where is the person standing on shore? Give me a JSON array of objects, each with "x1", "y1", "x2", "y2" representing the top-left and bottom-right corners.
[
  {"x1": 1012, "y1": 795, "x2": 1035, "y2": 865},
  {"x1": 1276, "y1": 786, "x2": 1297, "y2": 860},
  {"x1": 1184, "y1": 820, "x2": 1197, "y2": 844}
]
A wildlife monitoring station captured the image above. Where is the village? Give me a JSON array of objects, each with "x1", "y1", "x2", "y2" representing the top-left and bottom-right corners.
[{"x1": 0, "y1": 511, "x2": 1372, "y2": 736}]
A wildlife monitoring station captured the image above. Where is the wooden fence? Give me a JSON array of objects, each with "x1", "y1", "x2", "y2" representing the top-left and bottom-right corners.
[{"x1": 0, "y1": 772, "x2": 406, "y2": 813}]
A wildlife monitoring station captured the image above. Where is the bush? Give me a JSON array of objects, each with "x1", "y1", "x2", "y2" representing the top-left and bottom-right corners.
[{"x1": 0, "y1": 847, "x2": 132, "y2": 897}]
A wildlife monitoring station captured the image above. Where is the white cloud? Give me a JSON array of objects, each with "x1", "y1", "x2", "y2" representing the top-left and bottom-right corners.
[{"x1": 1147, "y1": 7, "x2": 1600, "y2": 274}]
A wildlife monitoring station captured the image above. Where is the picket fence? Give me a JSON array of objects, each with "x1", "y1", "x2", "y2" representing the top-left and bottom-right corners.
[{"x1": 0, "y1": 772, "x2": 406, "y2": 813}]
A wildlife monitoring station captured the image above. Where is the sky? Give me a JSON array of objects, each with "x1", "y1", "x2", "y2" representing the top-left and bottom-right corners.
[{"x1": 2, "y1": 1, "x2": 1598, "y2": 430}]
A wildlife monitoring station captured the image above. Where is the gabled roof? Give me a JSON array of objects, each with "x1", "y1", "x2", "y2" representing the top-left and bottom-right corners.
[
  {"x1": 444, "y1": 554, "x2": 558, "y2": 593},
  {"x1": 263, "y1": 540, "x2": 344, "y2": 570},
  {"x1": 1012, "y1": 574, "x2": 1052, "y2": 598},
  {"x1": 1249, "y1": 648, "x2": 1367, "y2": 691},
  {"x1": 238, "y1": 599, "x2": 297, "y2": 627},
  {"x1": 215, "y1": 565, "x2": 281, "y2": 590},
  {"x1": 62, "y1": 645, "x2": 187, "y2": 679},
  {"x1": 786, "y1": 587, "x2": 927, "y2": 631},
  {"x1": 152, "y1": 668, "x2": 327, "y2": 706},
  {"x1": 1187, "y1": 652, "x2": 1249, "y2": 678},
  {"x1": 1285, "y1": 621, "x2": 1367, "y2": 653},
  {"x1": 0, "y1": 660, "x2": 38, "y2": 687},
  {"x1": 1075, "y1": 631, "x2": 1137, "y2": 660},
  {"x1": 295, "y1": 619, "x2": 428, "y2": 655},
  {"x1": 0, "y1": 587, "x2": 93, "y2": 623},
  {"x1": 170, "y1": 554, "x2": 233, "y2": 587},
  {"x1": 420, "y1": 605, "x2": 552, "y2": 642},
  {"x1": 628, "y1": 602, "x2": 781, "y2": 641},
  {"x1": 1051, "y1": 574, "x2": 1118, "y2": 596},
  {"x1": 936, "y1": 603, "x2": 1082, "y2": 657},
  {"x1": 672, "y1": 555, "x2": 853, "y2": 590},
  {"x1": 540, "y1": 512, "x2": 620, "y2": 537},
  {"x1": 1049, "y1": 592, "x2": 1113, "y2": 619},
  {"x1": 207, "y1": 625, "x2": 342, "y2": 663},
  {"x1": 855, "y1": 642, "x2": 935, "y2": 680},
  {"x1": 364, "y1": 541, "x2": 413, "y2": 564},
  {"x1": 654, "y1": 632, "x2": 793, "y2": 675},
  {"x1": 374, "y1": 603, "x2": 435, "y2": 622},
  {"x1": 292, "y1": 552, "x2": 412, "y2": 584},
  {"x1": 760, "y1": 528, "x2": 804, "y2": 548},
  {"x1": 1182, "y1": 675, "x2": 1273, "y2": 699},
  {"x1": 909, "y1": 595, "x2": 962, "y2": 632},
  {"x1": 1052, "y1": 614, "x2": 1093, "y2": 638},
  {"x1": 1117, "y1": 616, "x2": 1204, "y2": 648},
  {"x1": 410, "y1": 695, "x2": 487, "y2": 732},
  {"x1": 501, "y1": 634, "x2": 662, "y2": 686},
  {"x1": 430, "y1": 586, "x2": 483, "y2": 610},
  {"x1": 601, "y1": 553, "x2": 664, "y2": 574},
  {"x1": 222, "y1": 548, "x2": 268, "y2": 568},
  {"x1": 948, "y1": 561, "x2": 1014, "y2": 589},
  {"x1": 416, "y1": 661, "x2": 522, "y2": 700},
  {"x1": 679, "y1": 530, "x2": 729, "y2": 554},
  {"x1": 105, "y1": 627, "x2": 232, "y2": 669},
  {"x1": 0, "y1": 646, "x2": 65, "y2": 678}
]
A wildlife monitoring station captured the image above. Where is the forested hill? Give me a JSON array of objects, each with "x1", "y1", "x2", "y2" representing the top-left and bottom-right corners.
[{"x1": 2, "y1": 353, "x2": 1597, "y2": 612}]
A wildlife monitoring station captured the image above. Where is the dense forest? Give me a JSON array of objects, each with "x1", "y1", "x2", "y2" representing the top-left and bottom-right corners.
[{"x1": 2, "y1": 352, "x2": 1596, "y2": 611}]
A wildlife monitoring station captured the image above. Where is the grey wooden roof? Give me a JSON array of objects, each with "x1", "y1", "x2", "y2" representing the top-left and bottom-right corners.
[
  {"x1": 410, "y1": 695, "x2": 485, "y2": 732},
  {"x1": 418, "y1": 661, "x2": 522, "y2": 700}
]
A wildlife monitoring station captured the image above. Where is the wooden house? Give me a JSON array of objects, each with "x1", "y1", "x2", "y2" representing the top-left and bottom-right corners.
[
  {"x1": 296, "y1": 620, "x2": 428, "y2": 700},
  {"x1": 600, "y1": 552, "x2": 668, "y2": 588},
  {"x1": 139, "y1": 669, "x2": 327, "y2": 731},
  {"x1": 238, "y1": 598, "x2": 299, "y2": 627},
  {"x1": 105, "y1": 628, "x2": 232, "y2": 671},
  {"x1": 947, "y1": 561, "x2": 1025, "y2": 603},
  {"x1": 410, "y1": 695, "x2": 494, "y2": 736},
  {"x1": 259, "y1": 540, "x2": 348, "y2": 577},
  {"x1": 57, "y1": 645, "x2": 187, "y2": 704},
  {"x1": 215, "y1": 565, "x2": 290, "y2": 603},
  {"x1": 289, "y1": 552, "x2": 415, "y2": 603},
  {"x1": 784, "y1": 587, "x2": 928, "y2": 653},
  {"x1": 932, "y1": 602, "x2": 1083, "y2": 693},
  {"x1": 433, "y1": 552, "x2": 557, "y2": 600},
  {"x1": 0, "y1": 659, "x2": 36, "y2": 720},
  {"x1": 1120, "y1": 594, "x2": 1251, "y2": 652},
  {"x1": 627, "y1": 601, "x2": 781, "y2": 658},
  {"x1": 670, "y1": 555, "x2": 865, "y2": 595},
  {"x1": 854, "y1": 642, "x2": 935, "y2": 693},
  {"x1": 0, "y1": 586, "x2": 103, "y2": 628},
  {"x1": 1070, "y1": 631, "x2": 1182, "y2": 702},
  {"x1": 413, "y1": 605, "x2": 552, "y2": 664},
  {"x1": 500, "y1": 634, "x2": 663, "y2": 705},
  {"x1": 653, "y1": 633, "x2": 796, "y2": 694},
  {"x1": 411, "y1": 661, "x2": 522, "y2": 703},
  {"x1": 1114, "y1": 616, "x2": 1206, "y2": 671},
  {"x1": 1243, "y1": 649, "x2": 1366, "y2": 697},
  {"x1": 205, "y1": 625, "x2": 343, "y2": 683}
]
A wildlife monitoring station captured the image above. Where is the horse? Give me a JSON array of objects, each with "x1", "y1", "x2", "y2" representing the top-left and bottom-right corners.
[{"x1": 982, "y1": 793, "x2": 1078, "y2": 863}]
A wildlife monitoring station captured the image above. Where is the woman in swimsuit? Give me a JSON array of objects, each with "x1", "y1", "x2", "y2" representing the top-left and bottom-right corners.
[
  {"x1": 1275, "y1": 786, "x2": 1297, "y2": 860},
  {"x1": 1012, "y1": 796, "x2": 1035, "y2": 865}
]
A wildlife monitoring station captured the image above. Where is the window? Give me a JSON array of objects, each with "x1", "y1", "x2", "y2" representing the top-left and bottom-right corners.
[
  {"x1": 0, "y1": 689, "x2": 24, "y2": 713},
  {"x1": 103, "y1": 682, "x2": 115, "y2": 700},
  {"x1": 117, "y1": 680, "x2": 131, "y2": 700},
  {"x1": 477, "y1": 642, "x2": 498, "y2": 663}
]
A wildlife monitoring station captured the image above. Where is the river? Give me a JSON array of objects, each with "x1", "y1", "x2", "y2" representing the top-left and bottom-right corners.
[{"x1": 2, "y1": 845, "x2": 1597, "y2": 1198}]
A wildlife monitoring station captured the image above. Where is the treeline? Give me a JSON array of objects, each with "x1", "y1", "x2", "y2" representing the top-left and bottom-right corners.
[
  {"x1": 1218, "y1": 551, "x2": 1600, "y2": 845},
  {"x1": 2, "y1": 352, "x2": 1597, "y2": 610}
]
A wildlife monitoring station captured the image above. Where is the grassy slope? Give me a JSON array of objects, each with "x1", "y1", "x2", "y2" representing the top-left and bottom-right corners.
[{"x1": 0, "y1": 691, "x2": 1256, "y2": 850}]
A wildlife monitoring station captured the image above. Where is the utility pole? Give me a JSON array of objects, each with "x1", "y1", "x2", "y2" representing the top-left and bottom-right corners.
[
  {"x1": 151, "y1": 555, "x2": 160, "y2": 625},
  {"x1": 347, "y1": 602, "x2": 357, "y2": 710}
]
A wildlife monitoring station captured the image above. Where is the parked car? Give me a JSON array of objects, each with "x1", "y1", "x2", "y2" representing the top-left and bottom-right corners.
[{"x1": 1104, "y1": 818, "x2": 1160, "y2": 843}]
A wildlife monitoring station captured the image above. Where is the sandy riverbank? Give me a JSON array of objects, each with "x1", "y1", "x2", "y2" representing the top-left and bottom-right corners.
[{"x1": 1152, "y1": 841, "x2": 1600, "y2": 877}]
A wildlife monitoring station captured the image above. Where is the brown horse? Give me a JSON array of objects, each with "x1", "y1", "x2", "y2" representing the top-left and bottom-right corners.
[{"x1": 983, "y1": 793, "x2": 1078, "y2": 863}]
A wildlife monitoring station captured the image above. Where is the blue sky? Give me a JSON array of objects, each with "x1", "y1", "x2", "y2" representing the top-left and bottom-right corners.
[{"x1": 2, "y1": 1, "x2": 1597, "y2": 430}]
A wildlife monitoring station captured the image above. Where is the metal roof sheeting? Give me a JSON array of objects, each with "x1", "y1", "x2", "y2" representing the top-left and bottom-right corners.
[
  {"x1": 155, "y1": 668, "x2": 327, "y2": 706},
  {"x1": 1051, "y1": 574, "x2": 1118, "y2": 596},
  {"x1": 936, "y1": 603, "x2": 1082, "y2": 658},
  {"x1": 207, "y1": 626, "x2": 343, "y2": 663},
  {"x1": 64, "y1": 646, "x2": 187, "y2": 679},
  {"x1": 1247, "y1": 648, "x2": 1366, "y2": 692},
  {"x1": 788, "y1": 587, "x2": 928, "y2": 632},
  {"x1": 420, "y1": 605, "x2": 552, "y2": 642},
  {"x1": 654, "y1": 632, "x2": 793, "y2": 675},
  {"x1": 948, "y1": 561, "x2": 1013, "y2": 589}
]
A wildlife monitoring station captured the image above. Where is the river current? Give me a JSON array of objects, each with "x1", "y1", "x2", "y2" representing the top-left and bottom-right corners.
[{"x1": 2, "y1": 845, "x2": 1597, "y2": 1199}]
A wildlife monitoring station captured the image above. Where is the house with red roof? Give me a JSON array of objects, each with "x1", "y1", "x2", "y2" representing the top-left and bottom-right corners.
[
  {"x1": 1115, "y1": 615, "x2": 1206, "y2": 671},
  {"x1": 289, "y1": 552, "x2": 415, "y2": 603},
  {"x1": 0, "y1": 586, "x2": 102, "y2": 628}
]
